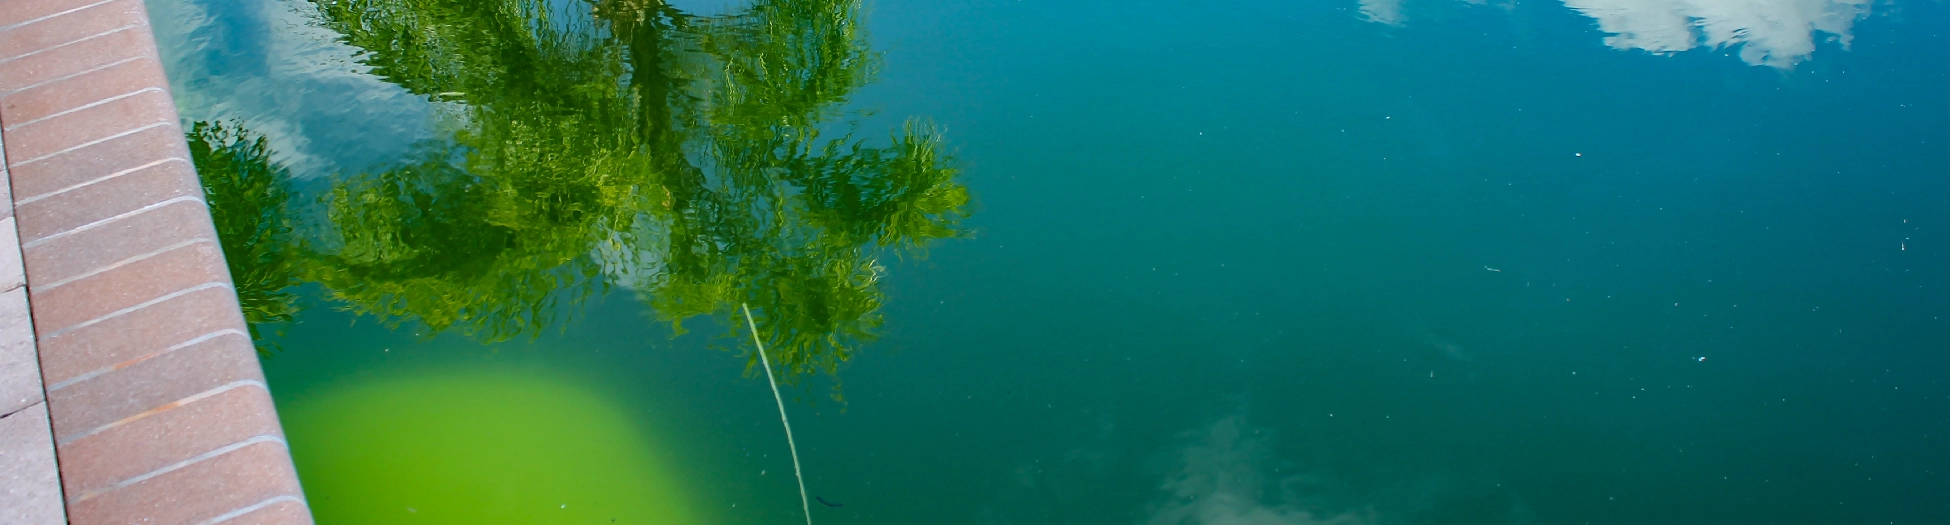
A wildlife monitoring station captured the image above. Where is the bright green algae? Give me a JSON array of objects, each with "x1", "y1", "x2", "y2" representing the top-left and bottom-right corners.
[{"x1": 284, "y1": 370, "x2": 695, "y2": 524}]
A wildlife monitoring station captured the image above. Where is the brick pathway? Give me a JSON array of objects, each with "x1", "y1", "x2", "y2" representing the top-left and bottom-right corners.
[{"x1": 0, "y1": 0, "x2": 312, "y2": 523}]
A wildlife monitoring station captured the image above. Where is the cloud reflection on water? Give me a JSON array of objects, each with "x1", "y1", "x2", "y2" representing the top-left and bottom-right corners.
[
  {"x1": 1359, "y1": 0, "x2": 1407, "y2": 26},
  {"x1": 147, "y1": 0, "x2": 438, "y2": 177},
  {"x1": 1146, "y1": 416, "x2": 1373, "y2": 525},
  {"x1": 1564, "y1": 0, "x2": 1872, "y2": 67},
  {"x1": 1364, "y1": 0, "x2": 1876, "y2": 68}
]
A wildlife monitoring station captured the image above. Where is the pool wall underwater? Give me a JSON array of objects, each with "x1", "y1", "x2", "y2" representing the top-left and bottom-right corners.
[{"x1": 0, "y1": 0, "x2": 312, "y2": 523}]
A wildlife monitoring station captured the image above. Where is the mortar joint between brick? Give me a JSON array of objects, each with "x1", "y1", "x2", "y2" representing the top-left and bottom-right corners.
[
  {"x1": 58, "y1": 380, "x2": 270, "y2": 445},
  {"x1": 14, "y1": 156, "x2": 187, "y2": 205},
  {"x1": 198, "y1": 496, "x2": 311, "y2": 525},
  {"x1": 0, "y1": 0, "x2": 126, "y2": 33},
  {"x1": 10, "y1": 121, "x2": 174, "y2": 166},
  {"x1": 43, "y1": 282, "x2": 233, "y2": 338},
  {"x1": 69, "y1": 434, "x2": 288, "y2": 504},
  {"x1": 3, "y1": 87, "x2": 166, "y2": 131},
  {"x1": 21, "y1": 196, "x2": 206, "y2": 249},
  {"x1": 47, "y1": 329, "x2": 249, "y2": 392},
  {"x1": 0, "y1": 55, "x2": 145, "y2": 97},
  {"x1": 39, "y1": 238, "x2": 216, "y2": 291},
  {"x1": 0, "y1": 24, "x2": 140, "y2": 66}
]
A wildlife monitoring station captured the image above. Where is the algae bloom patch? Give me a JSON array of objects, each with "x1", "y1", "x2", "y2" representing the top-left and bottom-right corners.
[{"x1": 284, "y1": 370, "x2": 695, "y2": 524}]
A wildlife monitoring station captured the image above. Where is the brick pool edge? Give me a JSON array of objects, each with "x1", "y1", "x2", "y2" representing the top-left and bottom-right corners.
[{"x1": 0, "y1": 0, "x2": 312, "y2": 523}]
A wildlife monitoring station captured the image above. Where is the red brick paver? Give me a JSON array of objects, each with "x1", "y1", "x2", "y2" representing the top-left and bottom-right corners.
[{"x1": 0, "y1": 0, "x2": 312, "y2": 523}]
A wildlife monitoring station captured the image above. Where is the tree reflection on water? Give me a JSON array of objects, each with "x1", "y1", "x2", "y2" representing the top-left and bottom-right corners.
[{"x1": 189, "y1": 0, "x2": 971, "y2": 386}]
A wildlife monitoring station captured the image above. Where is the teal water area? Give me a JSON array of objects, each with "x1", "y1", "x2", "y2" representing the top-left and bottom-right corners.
[{"x1": 148, "y1": 0, "x2": 1950, "y2": 523}]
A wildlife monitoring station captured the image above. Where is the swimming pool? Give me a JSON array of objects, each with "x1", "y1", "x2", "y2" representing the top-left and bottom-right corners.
[{"x1": 141, "y1": 0, "x2": 1950, "y2": 523}]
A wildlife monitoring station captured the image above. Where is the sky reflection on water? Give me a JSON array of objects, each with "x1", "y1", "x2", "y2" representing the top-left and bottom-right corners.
[{"x1": 1360, "y1": 0, "x2": 1875, "y2": 69}]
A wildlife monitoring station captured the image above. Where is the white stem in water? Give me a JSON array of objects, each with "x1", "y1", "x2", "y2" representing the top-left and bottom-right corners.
[{"x1": 743, "y1": 303, "x2": 813, "y2": 525}]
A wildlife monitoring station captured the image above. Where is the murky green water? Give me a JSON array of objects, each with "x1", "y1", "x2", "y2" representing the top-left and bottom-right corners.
[
  {"x1": 149, "y1": 0, "x2": 1950, "y2": 523},
  {"x1": 285, "y1": 368, "x2": 696, "y2": 523}
]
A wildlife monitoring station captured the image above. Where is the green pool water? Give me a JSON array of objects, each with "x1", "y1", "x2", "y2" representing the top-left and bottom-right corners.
[
  {"x1": 284, "y1": 369, "x2": 695, "y2": 524},
  {"x1": 147, "y1": 0, "x2": 1950, "y2": 523}
]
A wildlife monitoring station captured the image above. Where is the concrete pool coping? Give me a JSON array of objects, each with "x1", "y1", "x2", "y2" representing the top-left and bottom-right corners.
[{"x1": 0, "y1": 0, "x2": 312, "y2": 523}]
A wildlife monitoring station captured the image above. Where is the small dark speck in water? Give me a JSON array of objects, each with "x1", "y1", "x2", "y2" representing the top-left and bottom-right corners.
[{"x1": 816, "y1": 496, "x2": 844, "y2": 508}]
